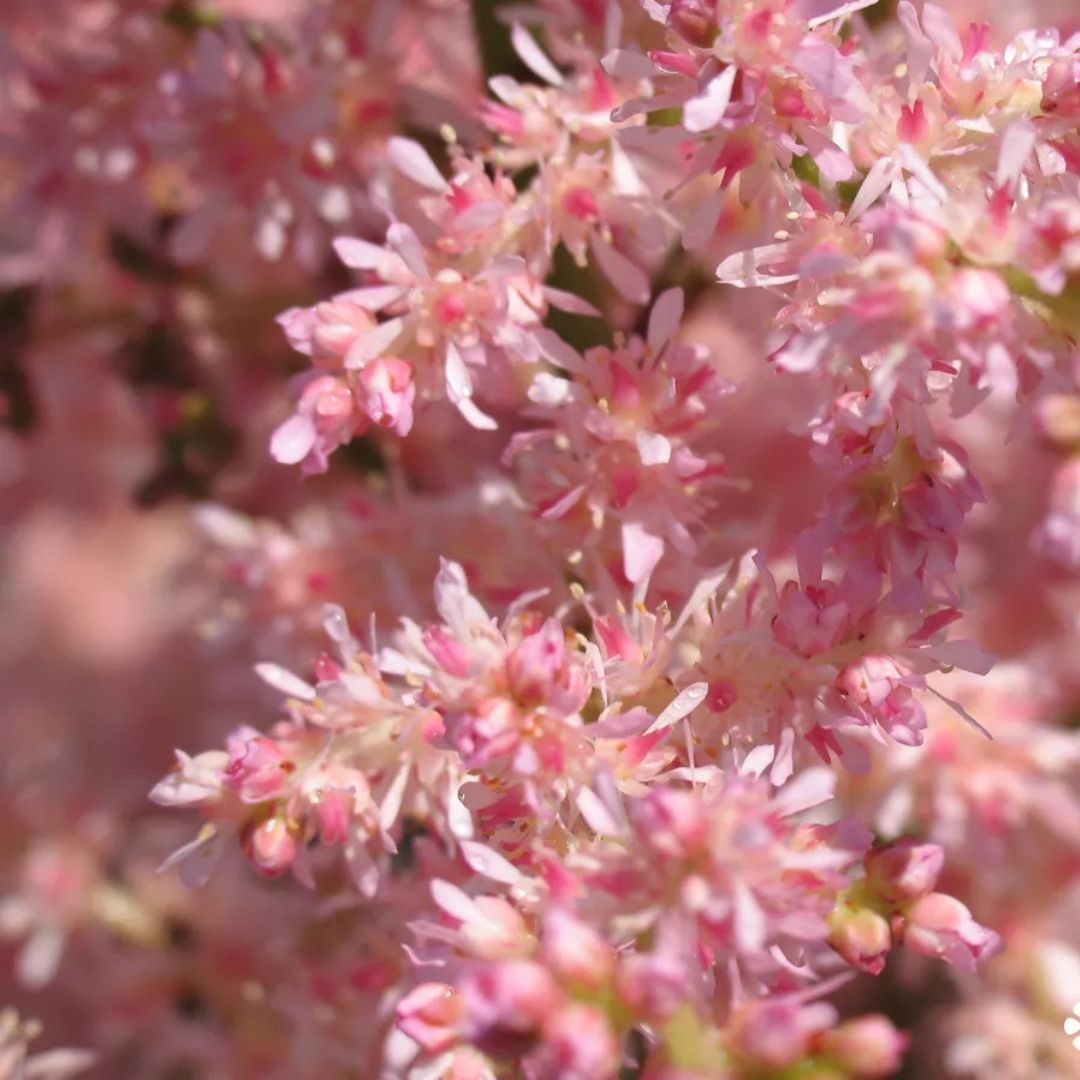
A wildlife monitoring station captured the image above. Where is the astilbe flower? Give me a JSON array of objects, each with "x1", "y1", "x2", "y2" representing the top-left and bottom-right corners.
[{"x1": 5, "y1": 0, "x2": 1080, "y2": 1075}]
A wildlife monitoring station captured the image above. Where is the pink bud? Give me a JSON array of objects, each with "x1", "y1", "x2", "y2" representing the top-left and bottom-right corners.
[
  {"x1": 901, "y1": 893, "x2": 1001, "y2": 972},
  {"x1": 865, "y1": 840, "x2": 944, "y2": 903},
  {"x1": 356, "y1": 357, "x2": 415, "y2": 436},
  {"x1": 822, "y1": 1015, "x2": 908, "y2": 1078},
  {"x1": 396, "y1": 982, "x2": 464, "y2": 1055},
  {"x1": 828, "y1": 906, "x2": 892, "y2": 975},
  {"x1": 240, "y1": 815, "x2": 300, "y2": 878}
]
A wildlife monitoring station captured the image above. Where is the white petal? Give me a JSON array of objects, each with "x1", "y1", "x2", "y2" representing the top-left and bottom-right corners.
[
  {"x1": 740, "y1": 744, "x2": 776, "y2": 778},
  {"x1": 644, "y1": 682, "x2": 708, "y2": 735},
  {"x1": 254, "y1": 662, "x2": 317, "y2": 701},
  {"x1": 636, "y1": 431, "x2": 672, "y2": 465},
  {"x1": 647, "y1": 287, "x2": 684, "y2": 353},
  {"x1": 24, "y1": 1049, "x2": 97, "y2": 1079},
  {"x1": 542, "y1": 286, "x2": 600, "y2": 317},
  {"x1": 379, "y1": 766, "x2": 411, "y2": 832},
  {"x1": 17, "y1": 926, "x2": 65, "y2": 989},
  {"x1": 591, "y1": 237, "x2": 650, "y2": 304},
  {"x1": 269, "y1": 414, "x2": 316, "y2": 465},
  {"x1": 454, "y1": 201, "x2": 504, "y2": 232},
  {"x1": 997, "y1": 119, "x2": 1036, "y2": 187},
  {"x1": 444, "y1": 341, "x2": 473, "y2": 401},
  {"x1": 683, "y1": 66, "x2": 737, "y2": 134},
  {"x1": 576, "y1": 786, "x2": 621, "y2": 836},
  {"x1": 511, "y1": 23, "x2": 564, "y2": 86},
  {"x1": 333, "y1": 236, "x2": 389, "y2": 270},
  {"x1": 387, "y1": 136, "x2": 448, "y2": 191},
  {"x1": 345, "y1": 317, "x2": 404, "y2": 369},
  {"x1": 455, "y1": 393, "x2": 498, "y2": 430},
  {"x1": 533, "y1": 327, "x2": 585, "y2": 372},
  {"x1": 622, "y1": 519, "x2": 664, "y2": 584},
  {"x1": 385, "y1": 222, "x2": 430, "y2": 279},
  {"x1": 528, "y1": 371, "x2": 574, "y2": 406},
  {"x1": 773, "y1": 767, "x2": 836, "y2": 816},
  {"x1": 430, "y1": 879, "x2": 481, "y2": 923},
  {"x1": 460, "y1": 840, "x2": 525, "y2": 885},
  {"x1": 848, "y1": 156, "x2": 901, "y2": 221}
]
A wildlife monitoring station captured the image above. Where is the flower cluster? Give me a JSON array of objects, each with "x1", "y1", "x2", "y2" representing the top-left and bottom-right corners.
[{"x1": 3, "y1": 0, "x2": 1080, "y2": 1076}]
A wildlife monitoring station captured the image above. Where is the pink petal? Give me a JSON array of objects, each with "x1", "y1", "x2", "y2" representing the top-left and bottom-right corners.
[
  {"x1": 345, "y1": 317, "x2": 404, "y2": 369},
  {"x1": 334, "y1": 236, "x2": 389, "y2": 270},
  {"x1": 644, "y1": 682, "x2": 708, "y2": 735},
  {"x1": 647, "y1": 287, "x2": 684, "y2": 353},
  {"x1": 591, "y1": 237, "x2": 650, "y2": 304},
  {"x1": 254, "y1": 662, "x2": 317, "y2": 701},
  {"x1": 622, "y1": 519, "x2": 665, "y2": 583}
]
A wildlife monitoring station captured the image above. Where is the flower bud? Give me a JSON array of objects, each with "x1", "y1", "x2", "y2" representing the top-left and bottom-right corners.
[
  {"x1": 865, "y1": 840, "x2": 943, "y2": 903},
  {"x1": 901, "y1": 893, "x2": 1001, "y2": 972},
  {"x1": 240, "y1": 815, "x2": 301, "y2": 878},
  {"x1": 828, "y1": 905, "x2": 892, "y2": 975}
]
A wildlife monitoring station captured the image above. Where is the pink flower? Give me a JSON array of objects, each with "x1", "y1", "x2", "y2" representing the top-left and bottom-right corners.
[
  {"x1": 356, "y1": 357, "x2": 415, "y2": 436},
  {"x1": 270, "y1": 374, "x2": 365, "y2": 474},
  {"x1": 224, "y1": 734, "x2": 294, "y2": 802}
]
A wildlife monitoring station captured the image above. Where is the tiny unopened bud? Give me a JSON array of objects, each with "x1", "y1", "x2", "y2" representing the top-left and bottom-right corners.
[
  {"x1": 828, "y1": 905, "x2": 892, "y2": 975},
  {"x1": 240, "y1": 815, "x2": 301, "y2": 878}
]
